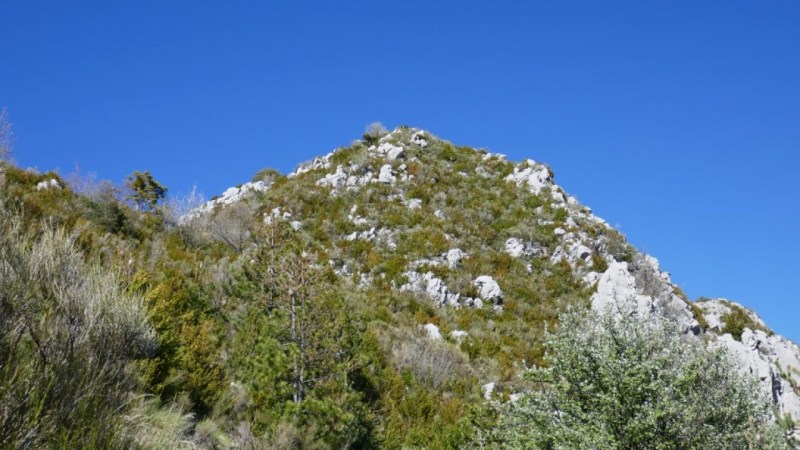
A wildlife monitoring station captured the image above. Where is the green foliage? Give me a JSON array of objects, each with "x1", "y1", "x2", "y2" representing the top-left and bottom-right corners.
[
  {"x1": 135, "y1": 262, "x2": 226, "y2": 415},
  {"x1": 126, "y1": 170, "x2": 168, "y2": 211},
  {"x1": 690, "y1": 301, "x2": 710, "y2": 331},
  {"x1": 720, "y1": 302, "x2": 771, "y2": 341},
  {"x1": 4, "y1": 125, "x2": 792, "y2": 448},
  {"x1": 252, "y1": 167, "x2": 283, "y2": 184},
  {"x1": 225, "y1": 229, "x2": 378, "y2": 447},
  {"x1": 0, "y1": 203, "x2": 155, "y2": 448},
  {"x1": 362, "y1": 121, "x2": 388, "y2": 146},
  {"x1": 482, "y1": 306, "x2": 789, "y2": 449}
]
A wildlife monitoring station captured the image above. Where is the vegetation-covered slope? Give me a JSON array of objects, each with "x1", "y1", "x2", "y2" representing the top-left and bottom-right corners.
[{"x1": 0, "y1": 125, "x2": 797, "y2": 448}]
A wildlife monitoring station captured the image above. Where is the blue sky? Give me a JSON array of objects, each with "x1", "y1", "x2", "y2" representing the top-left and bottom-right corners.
[{"x1": 1, "y1": 1, "x2": 798, "y2": 341}]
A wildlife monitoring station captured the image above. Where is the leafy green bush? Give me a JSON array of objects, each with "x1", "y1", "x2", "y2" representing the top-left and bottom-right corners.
[
  {"x1": 481, "y1": 306, "x2": 788, "y2": 449},
  {"x1": 689, "y1": 301, "x2": 710, "y2": 331},
  {"x1": 720, "y1": 302, "x2": 771, "y2": 341}
]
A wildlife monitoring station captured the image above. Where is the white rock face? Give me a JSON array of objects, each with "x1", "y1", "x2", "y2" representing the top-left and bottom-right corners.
[
  {"x1": 593, "y1": 261, "x2": 800, "y2": 429},
  {"x1": 474, "y1": 276, "x2": 503, "y2": 304},
  {"x1": 505, "y1": 238, "x2": 527, "y2": 258},
  {"x1": 402, "y1": 271, "x2": 460, "y2": 307},
  {"x1": 411, "y1": 130, "x2": 428, "y2": 148},
  {"x1": 348, "y1": 205, "x2": 370, "y2": 226},
  {"x1": 316, "y1": 165, "x2": 349, "y2": 188},
  {"x1": 715, "y1": 329, "x2": 800, "y2": 424},
  {"x1": 264, "y1": 207, "x2": 292, "y2": 225},
  {"x1": 505, "y1": 160, "x2": 553, "y2": 194},
  {"x1": 375, "y1": 142, "x2": 405, "y2": 160},
  {"x1": 445, "y1": 248, "x2": 468, "y2": 269},
  {"x1": 695, "y1": 298, "x2": 767, "y2": 333},
  {"x1": 35, "y1": 179, "x2": 61, "y2": 190},
  {"x1": 401, "y1": 271, "x2": 480, "y2": 308},
  {"x1": 505, "y1": 237, "x2": 546, "y2": 259},
  {"x1": 345, "y1": 227, "x2": 390, "y2": 243},
  {"x1": 378, "y1": 164, "x2": 396, "y2": 184},
  {"x1": 551, "y1": 241, "x2": 593, "y2": 266},
  {"x1": 423, "y1": 323, "x2": 443, "y2": 340},
  {"x1": 184, "y1": 180, "x2": 269, "y2": 221},
  {"x1": 482, "y1": 382, "x2": 496, "y2": 400},
  {"x1": 407, "y1": 249, "x2": 467, "y2": 271},
  {"x1": 475, "y1": 166, "x2": 492, "y2": 178},
  {"x1": 482, "y1": 152, "x2": 506, "y2": 161},
  {"x1": 346, "y1": 169, "x2": 375, "y2": 188},
  {"x1": 289, "y1": 153, "x2": 333, "y2": 177},
  {"x1": 590, "y1": 261, "x2": 697, "y2": 333}
]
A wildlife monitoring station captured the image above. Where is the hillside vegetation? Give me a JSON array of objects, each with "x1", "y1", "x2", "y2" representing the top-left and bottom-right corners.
[{"x1": 0, "y1": 125, "x2": 797, "y2": 448}]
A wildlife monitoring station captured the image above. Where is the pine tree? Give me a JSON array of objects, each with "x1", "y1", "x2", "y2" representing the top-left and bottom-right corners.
[
  {"x1": 226, "y1": 222, "x2": 374, "y2": 446},
  {"x1": 125, "y1": 170, "x2": 167, "y2": 211}
]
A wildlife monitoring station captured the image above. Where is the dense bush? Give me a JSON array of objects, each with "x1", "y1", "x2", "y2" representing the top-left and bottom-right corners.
[
  {"x1": 224, "y1": 226, "x2": 378, "y2": 447},
  {"x1": 0, "y1": 204, "x2": 155, "y2": 447},
  {"x1": 720, "y1": 301, "x2": 771, "y2": 341},
  {"x1": 481, "y1": 306, "x2": 788, "y2": 449}
]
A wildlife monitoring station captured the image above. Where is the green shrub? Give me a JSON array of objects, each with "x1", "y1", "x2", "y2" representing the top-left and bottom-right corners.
[
  {"x1": 482, "y1": 306, "x2": 788, "y2": 449},
  {"x1": 0, "y1": 205, "x2": 155, "y2": 448},
  {"x1": 720, "y1": 303, "x2": 770, "y2": 341}
]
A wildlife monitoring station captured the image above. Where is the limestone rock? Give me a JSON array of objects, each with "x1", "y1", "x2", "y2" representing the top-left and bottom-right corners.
[
  {"x1": 482, "y1": 382, "x2": 496, "y2": 400},
  {"x1": 715, "y1": 329, "x2": 800, "y2": 423},
  {"x1": 289, "y1": 153, "x2": 333, "y2": 177},
  {"x1": 411, "y1": 130, "x2": 428, "y2": 148},
  {"x1": 505, "y1": 238, "x2": 527, "y2": 258},
  {"x1": 474, "y1": 276, "x2": 503, "y2": 304},
  {"x1": 317, "y1": 165, "x2": 348, "y2": 188},
  {"x1": 450, "y1": 330, "x2": 468, "y2": 342},
  {"x1": 445, "y1": 248, "x2": 467, "y2": 269},
  {"x1": 505, "y1": 159, "x2": 553, "y2": 194},
  {"x1": 423, "y1": 323, "x2": 443, "y2": 340},
  {"x1": 35, "y1": 179, "x2": 61, "y2": 190},
  {"x1": 695, "y1": 298, "x2": 767, "y2": 333},
  {"x1": 406, "y1": 198, "x2": 422, "y2": 210},
  {"x1": 184, "y1": 180, "x2": 269, "y2": 221},
  {"x1": 378, "y1": 164, "x2": 396, "y2": 184},
  {"x1": 590, "y1": 261, "x2": 697, "y2": 333},
  {"x1": 401, "y1": 271, "x2": 480, "y2": 308},
  {"x1": 375, "y1": 142, "x2": 405, "y2": 160}
]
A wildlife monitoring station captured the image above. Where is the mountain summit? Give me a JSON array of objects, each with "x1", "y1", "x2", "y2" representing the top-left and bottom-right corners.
[
  {"x1": 2, "y1": 125, "x2": 797, "y2": 447},
  {"x1": 191, "y1": 125, "x2": 800, "y2": 434}
]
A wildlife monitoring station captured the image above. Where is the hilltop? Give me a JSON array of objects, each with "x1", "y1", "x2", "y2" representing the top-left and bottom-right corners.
[{"x1": 0, "y1": 125, "x2": 797, "y2": 447}]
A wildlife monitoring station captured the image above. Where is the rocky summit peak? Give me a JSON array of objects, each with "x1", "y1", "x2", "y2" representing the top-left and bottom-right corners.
[{"x1": 185, "y1": 126, "x2": 800, "y2": 434}]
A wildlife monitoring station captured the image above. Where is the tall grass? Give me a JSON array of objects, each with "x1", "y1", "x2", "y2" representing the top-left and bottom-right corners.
[{"x1": 0, "y1": 196, "x2": 157, "y2": 447}]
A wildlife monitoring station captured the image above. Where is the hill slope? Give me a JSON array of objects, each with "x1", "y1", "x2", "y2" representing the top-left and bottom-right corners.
[
  {"x1": 191, "y1": 126, "x2": 800, "y2": 436},
  {"x1": 2, "y1": 125, "x2": 797, "y2": 447}
]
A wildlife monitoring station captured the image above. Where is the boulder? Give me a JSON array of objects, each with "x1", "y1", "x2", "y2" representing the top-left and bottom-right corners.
[
  {"x1": 445, "y1": 248, "x2": 467, "y2": 269},
  {"x1": 378, "y1": 164, "x2": 396, "y2": 184},
  {"x1": 423, "y1": 323, "x2": 443, "y2": 340},
  {"x1": 505, "y1": 160, "x2": 553, "y2": 194},
  {"x1": 475, "y1": 276, "x2": 503, "y2": 304}
]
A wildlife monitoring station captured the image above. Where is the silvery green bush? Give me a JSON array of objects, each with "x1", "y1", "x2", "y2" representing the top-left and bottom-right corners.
[
  {"x1": 484, "y1": 305, "x2": 790, "y2": 449},
  {"x1": 0, "y1": 204, "x2": 156, "y2": 447}
]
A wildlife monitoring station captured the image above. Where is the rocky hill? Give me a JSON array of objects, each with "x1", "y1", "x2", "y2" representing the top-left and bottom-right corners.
[
  {"x1": 191, "y1": 126, "x2": 800, "y2": 436},
  {"x1": 3, "y1": 125, "x2": 797, "y2": 447}
]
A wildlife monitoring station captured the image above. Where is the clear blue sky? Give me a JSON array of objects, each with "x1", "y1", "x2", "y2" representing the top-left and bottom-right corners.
[{"x1": 1, "y1": 1, "x2": 798, "y2": 341}]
